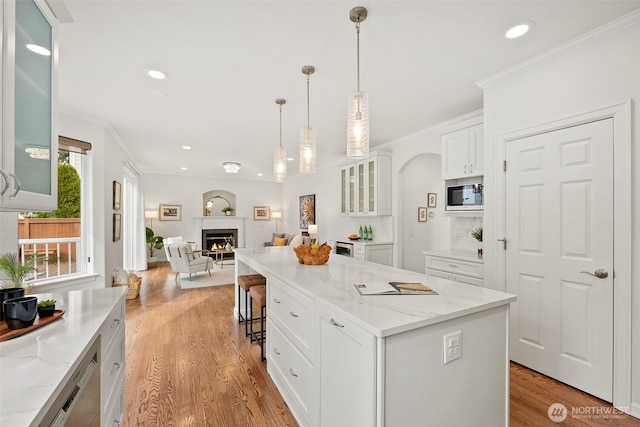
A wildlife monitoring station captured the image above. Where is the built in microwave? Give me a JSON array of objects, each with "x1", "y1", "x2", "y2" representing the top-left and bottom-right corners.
[{"x1": 446, "y1": 182, "x2": 483, "y2": 211}]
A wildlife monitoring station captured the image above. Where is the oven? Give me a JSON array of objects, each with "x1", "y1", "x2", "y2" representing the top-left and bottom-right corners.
[
  {"x1": 335, "y1": 241, "x2": 354, "y2": 257},
  {"x1": 40, "y1": 337, "x2": 101, "y2": 427}
]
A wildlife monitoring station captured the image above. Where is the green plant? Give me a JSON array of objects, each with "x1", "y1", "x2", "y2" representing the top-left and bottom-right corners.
[
  {"x1": 38, "y1": 299, "x2": 57, "y2": 308},
  {"x1": 222, "y1": 206, "x2": 234, "y2": 213},
  {"x1": 471, "y1": 227, "x2": 483, "y2": 242},
  {"x1": 146, "y1": 227, "x2": 164, "y2": 257},
  {"x1": 0, "y1": 253, "x2": 47, "y2": 288}
]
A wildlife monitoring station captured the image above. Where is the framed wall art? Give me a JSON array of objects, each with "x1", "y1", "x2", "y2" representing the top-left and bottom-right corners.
[
  {"x1": 113, "y1": 181, "x2": 121, "y2": 210},
  {"x1": 428, "y1": 193, "x2": 437, "y2": 208},
  {"x1": 159, "y1": 204, "x2": 182, "y2": 221},
  {"x1": 253, "y1": 206, "x2": 270, "y2": 221},
  {"x1": 299, "y1": 194, "x2": 315, "y2": 230},
  {"x1": 113, "y1": 213, "x2": 121, "y2": 241},
  {"x1": 418, "y1": 207, "x2": 427, "y2": 222}
]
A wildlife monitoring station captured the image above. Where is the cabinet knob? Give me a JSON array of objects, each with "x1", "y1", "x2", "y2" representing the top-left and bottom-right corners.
[
  {"x1": 111, "y1": 318, "x2": 121, "y2": 328},
  {"x1": 110, "y1": 362, "x2": 121, "y2": 374},
  {"x1": 273, "y1": 347, "x2": 281, "y2": 355},
  {"x1": 288, "y1": 368, "x2": 298, "y2": 378},
  {"x1": 469, "y1": 163, "x2": 474, "y2": 174},
  {"x1": 330, "y1": 318, "x2": 345, "y2": 328},
  {"x1": 464, "y1": 165, "x2": 468, "y2": 175},
  {"x1": 273, "y1": 298, "x2": 281, "y2": 304},
  {"x1": 289, "y1": 311, "x2": 299, "y2": 318}
]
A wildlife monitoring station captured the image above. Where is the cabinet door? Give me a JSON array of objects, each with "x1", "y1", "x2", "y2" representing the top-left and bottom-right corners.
[
  {"x1": 468, "y1": 124, "x2": 484, "y2": 177},
  {"x1": 347, "y1": 164, "x2": 356, "y2": 215},
  {"x1": 365, "y1": 244, "x2": 392, "y2": 266},
  {"x1": 318, "y1": 307, "x2": 376, "y2": 427},
  {"x1": 441, "y1": 128, "x2": 470, "y2": 180},
  {"x1": 340, "y1": 167, "x2": 348, "y2": 215},
  {"x1": 1, "y1": 0, "x2": 58, "y2": 212},
  {"x1": 356, "y1": 161, "x2": 366, "y2": 215}
]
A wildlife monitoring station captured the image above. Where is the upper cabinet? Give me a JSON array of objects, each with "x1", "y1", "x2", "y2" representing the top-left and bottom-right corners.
[
  {"x1": 1, "y1": 0, "x2": 58, "y2": 212},
  {"x1": 442, "y1": 124, "x2": 483, "y2": 180},
  {"x1": 340, "y1": 152, "x2": 391, "y2": 216}
]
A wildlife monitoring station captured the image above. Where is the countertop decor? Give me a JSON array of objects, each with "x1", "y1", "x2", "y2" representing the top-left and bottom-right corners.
[{"x1": 293, "y1": 244, "x2": 331, "y2": 265}]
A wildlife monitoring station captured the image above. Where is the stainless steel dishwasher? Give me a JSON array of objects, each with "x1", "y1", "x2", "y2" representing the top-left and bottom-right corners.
[{"x1": 40, "y1": 337, "x2": 101, "y2": 426}]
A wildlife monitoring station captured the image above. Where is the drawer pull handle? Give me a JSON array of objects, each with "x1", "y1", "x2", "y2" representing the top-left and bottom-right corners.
[
  {"x1": 8, "y1": 173, "x2": 21, "y2": 199},
  {"x1": 289, "y1": 311, "x2": 299, "y2": 318},
  {"x1": 273, "y1": 347, "x2": 281, "y2": 355},
  {"x1": 113, "y1": 421, "x2": 122, "y2": 427},
  {"x1": 0, "y1": 171, "x2": 9, "y2": 196},
  {"x1": 448, "y1": 264, "x2": 458, "y2": 268},
  {"x1": 111, "y1": 318, "x2": 121, "y2": 328},
  {"x1": 288, "y1": 368, "x2": 298, "y2": 378},
  {"x1": 330, "y1": 318, "x2": 344, "y2": 328},
  {"x1": 110, "y1": 362, "x2": 121, "y2": 374},
  {"x1": 273, "y1": 298, "x2": 281, "y2": 304}
]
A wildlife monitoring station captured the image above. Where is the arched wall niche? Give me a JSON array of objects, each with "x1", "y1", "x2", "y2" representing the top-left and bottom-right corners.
[{"x1": 202, "y1": 190, "x2": 236, "y2": 216}]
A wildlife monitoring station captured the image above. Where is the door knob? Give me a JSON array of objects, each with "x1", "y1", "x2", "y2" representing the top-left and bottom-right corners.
[{"x1": 580, "y1": 269, "x2": 608, "y2": 279}]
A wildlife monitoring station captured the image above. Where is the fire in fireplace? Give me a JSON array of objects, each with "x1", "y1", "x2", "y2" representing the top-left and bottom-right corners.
[{"x1": 202, "y1": 228, "x2": 238, "y2": 260}]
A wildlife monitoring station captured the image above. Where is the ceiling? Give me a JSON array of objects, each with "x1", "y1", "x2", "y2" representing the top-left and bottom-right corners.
[{"x1": 56, "y1": 1, "x2": 640, "y2": 180}]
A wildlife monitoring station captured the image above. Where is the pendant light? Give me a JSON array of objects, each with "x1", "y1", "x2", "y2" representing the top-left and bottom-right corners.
[
  {"x1": 347, "y1": 6, "x2": 369, "y2": 159},
  {"x1": 300, "y1": 65, "x2": 316, "y2": 174},
  {"x1": 274, "y1": 98, "x2": 287, "y2": 182}
]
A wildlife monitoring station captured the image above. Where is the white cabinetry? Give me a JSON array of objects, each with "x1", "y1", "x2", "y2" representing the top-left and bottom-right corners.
[
  {"x1": 100, "y1": 297, "x2": 125, "y2": 427},
  {"x1": 316, "y1": 303, "x2": 375, "y2": 427},
  {"x1": 340, "y1": 152, "x2": 391, "y2": 216},
  {"x1": 267, "y1": 276, "x2": 315, "y2": 426},
  {"x1": 442, "y1": 124, "x2": 483, "y2": 180},
  {"x1": 353, "y1": 242, "x2": 393, "y2": 266},
  {"x1": 0, "y1": 0, "x2": 58, "y2": 212},
  {"x1": 424, "y1": 251, "x2": 484, "y2": 286}
]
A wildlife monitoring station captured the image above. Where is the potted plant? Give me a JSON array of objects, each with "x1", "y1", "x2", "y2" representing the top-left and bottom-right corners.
[
  {"x1": 222, "y1": 206, "x2": 234, "y2": 216},
  {"x1": 146, "y1": 227, "x2": 164, "y2": 267},
  {"x1": 471, "y1": 227, "x2": 483, "y2": 257},
  {"x1": 37, "y1": 299, "x2": 57, "y2": 318},
  {"x1": 0, "y1": 252, "x2": 46, "y2": 294}
]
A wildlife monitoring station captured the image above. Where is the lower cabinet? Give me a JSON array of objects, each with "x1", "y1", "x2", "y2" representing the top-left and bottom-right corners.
[
  {"x1": 100, "y1": 297, "x2": 125, "y2": 427},
  {"x1": 317, "y1": 303, "x2": 375, "y2": 427},
  {"x1": 353, "y1": 243, "x2": 393, "y2": 266},
  {"x1": 424, "y1": 252, "x2": 484, "y2": 286}
]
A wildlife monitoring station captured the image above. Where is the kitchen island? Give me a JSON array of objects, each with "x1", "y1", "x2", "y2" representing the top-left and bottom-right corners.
[
  {"x1": 234, "y1": 246, "x2": 516, "y2": 427},
  {"x1": 0, "y1": 287, "x2": 127, "y2": 427}
]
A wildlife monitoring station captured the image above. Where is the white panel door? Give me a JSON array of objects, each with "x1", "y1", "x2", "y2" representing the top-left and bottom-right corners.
[{"x1": 505, "y1": 119, "x2": 613, "y2": 401}]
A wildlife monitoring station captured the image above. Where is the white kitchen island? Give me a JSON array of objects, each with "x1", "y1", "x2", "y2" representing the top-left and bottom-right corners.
[{"x1": 234, "y1": 246, "x2": 516, "y2": 427}]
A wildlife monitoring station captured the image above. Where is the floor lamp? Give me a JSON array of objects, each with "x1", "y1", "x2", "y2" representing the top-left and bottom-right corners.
[
  {"x1": 272, "y1": 211, "x2": 282, "y2": 234},
  {"x1": 145, "y1": 210, "x2": 158, "y2": 229}
]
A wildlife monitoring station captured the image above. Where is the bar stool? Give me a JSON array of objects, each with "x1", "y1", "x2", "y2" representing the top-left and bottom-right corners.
[
  {"x1": 249, "y1": 284, "x2": 267, "y2": 361},
  {"x1": 237, "y1": 274, "x2": 266, "y2": 336}
]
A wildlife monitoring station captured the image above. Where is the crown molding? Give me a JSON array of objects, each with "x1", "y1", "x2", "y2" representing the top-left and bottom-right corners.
[{"x1": 477, "y1": 9, "x2": 640, "y2": 89}]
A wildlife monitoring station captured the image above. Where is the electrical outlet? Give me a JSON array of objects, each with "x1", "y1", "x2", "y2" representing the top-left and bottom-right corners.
[{"x1": 443, "y1": 331, "x2": 462, "y2": 364}]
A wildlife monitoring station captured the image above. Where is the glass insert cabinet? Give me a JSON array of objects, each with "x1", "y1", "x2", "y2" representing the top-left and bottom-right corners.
[
  {"x1": 340, "y1": 152, "x2": 392, "y2": 217},
  {"x1": 1, "y1": 0, "x2": 58, "y2": 212}
]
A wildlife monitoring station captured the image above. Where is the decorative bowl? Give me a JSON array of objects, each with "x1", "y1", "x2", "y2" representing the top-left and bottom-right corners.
[
  {"x1": 3, "y1": 296, "x2": 38, "y2": 330},
  {"x1": 348, "y1": 236, "x2": 360, "y2": 241},
  {"x1": 293, "y1": 244, "x2": 332, "y2": 265}
]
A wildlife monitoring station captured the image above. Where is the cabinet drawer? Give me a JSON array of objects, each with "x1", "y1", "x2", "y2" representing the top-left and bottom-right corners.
[
  {"x1": 425, "y1": 268, "x2": 452, "y2": 280},
  {"x1": 454, "y1": 274, "x2": 484, "y2": 287},
  {"x1": 102, "y1": 302, "x2": 125, "y2": 349},
  {"x1": 268, "y1": 319, "x2": 314, "y2": 424},
  {"x1": 425, "y1": 257, "x2": 483, "y2": 279},
  {"x1": 101, "y1": 332, "x2": 125, "y2": 401},
  {"x1": 268, "y1": 277, "x2": 313, "y2": 359},
  {"x1": 103, "y1": 375, "x2": 125, "y2": 427},
  {"x1": 354, "y1": 244, "x2": 365, "y2": 255}
]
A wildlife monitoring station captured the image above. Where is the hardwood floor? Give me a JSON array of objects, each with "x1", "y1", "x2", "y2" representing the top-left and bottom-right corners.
[{"x1": 123, "y1": 264, "x2": 640, "y2": 427}]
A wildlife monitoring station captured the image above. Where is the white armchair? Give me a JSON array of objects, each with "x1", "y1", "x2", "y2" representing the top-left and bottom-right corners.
[{"x1": 164, "y1": 242, "x2": 211, "y2": 282}]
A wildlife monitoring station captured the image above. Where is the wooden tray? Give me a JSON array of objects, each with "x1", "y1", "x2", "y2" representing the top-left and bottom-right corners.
[{"x1": 0, "y1": 310, "x2": 65, "y2": 341}]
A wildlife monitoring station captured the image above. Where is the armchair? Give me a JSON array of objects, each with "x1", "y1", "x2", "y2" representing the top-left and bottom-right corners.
[{"x1": 164, "y1": 242, "x2": 211, "y2": 282}]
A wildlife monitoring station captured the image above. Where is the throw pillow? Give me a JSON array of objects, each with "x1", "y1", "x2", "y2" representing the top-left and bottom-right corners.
[
  {"x1": 273, "y1": 237, "x2": 288, "y2": 246},
  {"x1": 271, "y1": 232, "x2": 285, "y2": 246}
]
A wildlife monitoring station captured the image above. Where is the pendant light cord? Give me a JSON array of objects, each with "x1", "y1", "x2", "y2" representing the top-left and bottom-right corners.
[
  {"x1": 279, "y1": 104, "x2": 283, "y2": 148},
  {"x1": 356, "y1": 19, "x2": 361, "y2": 92},
  {"x1": 306, "y1": 74, "x2": 311, "y2": 127}
]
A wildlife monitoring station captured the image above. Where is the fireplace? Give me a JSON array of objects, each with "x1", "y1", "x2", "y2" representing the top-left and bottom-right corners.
[{"x1": 202, "y1": 228, "x2": 238, "y2": 260}]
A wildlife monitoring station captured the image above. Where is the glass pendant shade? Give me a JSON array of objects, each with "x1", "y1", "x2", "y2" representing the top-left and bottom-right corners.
[
  {"x1": 299, "y1": 126, "x2": 316, "y2": 173},
  {"x1": 274, "y1": 146, "x2": 287, "y2": 182},
  {"x1": 347, "y1": 91, "x2": 369, "y2": 159}
]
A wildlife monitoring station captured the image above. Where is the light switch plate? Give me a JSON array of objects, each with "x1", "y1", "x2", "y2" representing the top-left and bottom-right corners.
[{"x1": 443, "y1": 331, "x2": 462, "y2": 364}]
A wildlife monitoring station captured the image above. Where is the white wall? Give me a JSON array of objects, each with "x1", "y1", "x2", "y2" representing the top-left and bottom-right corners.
[{"x1": 480, "y1": 16, "x2": 639, "y2": 416}]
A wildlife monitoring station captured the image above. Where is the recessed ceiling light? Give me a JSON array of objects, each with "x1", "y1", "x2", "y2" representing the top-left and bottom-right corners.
[
  {"x1": 26, "y1": 44, "x2": 50, "y2": 56},
  {"x1": 505, "y1": 22, "x2": 535, "y2": 39},
  {"x1": 180, "y1": 167, "x2": 187, "y2": 170},
  {"x1": 146, "y1": 69, "x2": 167, "y2": 80},
  {"x1": 257, "y1": 173, "x2": 263, "y2": 177},
  {"x1": 182, "y1": 145, "x2": 191, "y2": 150},
  {"x1": 287, "y1": 157, "x2": 294, "y2": 162}
]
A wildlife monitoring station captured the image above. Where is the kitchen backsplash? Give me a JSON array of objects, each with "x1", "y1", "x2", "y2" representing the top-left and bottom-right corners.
[{"x1": 451, "y1": 216, "x2": 483, "y2": 251}]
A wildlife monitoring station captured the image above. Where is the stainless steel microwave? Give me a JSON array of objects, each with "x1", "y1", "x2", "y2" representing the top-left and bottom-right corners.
[{"x1": 445, "y1": 183, "x2": 484, "y2": 211}]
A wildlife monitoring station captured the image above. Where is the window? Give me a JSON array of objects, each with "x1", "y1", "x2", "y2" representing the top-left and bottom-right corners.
[{"x1": 18, "y1": 136, "x2": 92, "y2": 283}]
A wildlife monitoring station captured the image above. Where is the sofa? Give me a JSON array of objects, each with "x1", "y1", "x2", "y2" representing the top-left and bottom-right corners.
[{"x1": 263, "y1": 233, "x2": 309, "y2": 247}]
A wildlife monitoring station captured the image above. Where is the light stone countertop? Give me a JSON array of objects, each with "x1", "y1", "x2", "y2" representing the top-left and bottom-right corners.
[
  {"x1": 0, "y1": 287, "x2": 127, "y2": 427},
  {"x1": 235, "y1": 247, "x2": 514, "y2": 338}
]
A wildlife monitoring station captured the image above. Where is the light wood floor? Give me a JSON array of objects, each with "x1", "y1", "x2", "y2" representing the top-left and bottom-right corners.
[{"x1": 124, "y1": 264, "x2": 640, "y2": 427}]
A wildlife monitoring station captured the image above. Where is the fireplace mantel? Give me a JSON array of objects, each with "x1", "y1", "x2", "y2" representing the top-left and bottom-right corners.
[{"x1": 195, "y1": 216, "x2": 246, "y2": 248}]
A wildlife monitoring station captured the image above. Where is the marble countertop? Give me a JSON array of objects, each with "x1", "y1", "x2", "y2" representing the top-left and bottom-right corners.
[
  {"x1": 0, "y1": 287, "x2": 127, "y2": 427},
  {"x1": 235, "y1": 247, "x2": 514, "y2": 337},
  {"x1": 423, "y1": 249, "x2": 484, "y2": 263}
]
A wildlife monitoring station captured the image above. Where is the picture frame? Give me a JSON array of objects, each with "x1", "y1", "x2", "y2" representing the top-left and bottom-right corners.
[
  {"x1": 113, "y1": 213, "x2": 121, "y2": 242},
  {"x1": 418, "y1": 207, "x2": 428, "y2": 222},
  {"x1": 253, "y1": 206, "x2": 270, "y2": 221},
  {"x1": 113, "y1": 181, "x2": 121, "y2": 210},
  {"x1": 299, "y1": 194, "x2": 316, "y2": 230},
  {"x1": 159, "y1": 204, "x2": 182, "y2": 221},
  {"x1": 428, "y1": 193, "x2": 437, "y2": 208}
]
